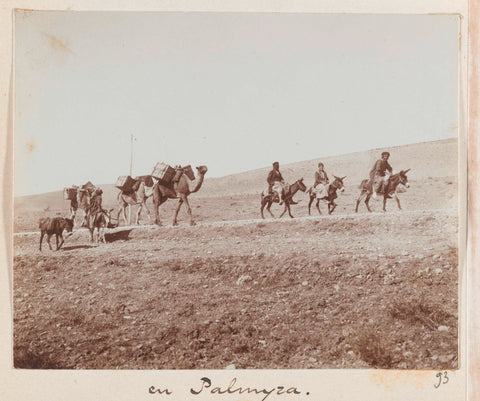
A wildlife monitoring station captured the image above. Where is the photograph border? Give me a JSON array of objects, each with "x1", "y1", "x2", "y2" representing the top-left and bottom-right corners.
[{"x1": 1, "y1": 0, "x2": 476, "y2": 400}]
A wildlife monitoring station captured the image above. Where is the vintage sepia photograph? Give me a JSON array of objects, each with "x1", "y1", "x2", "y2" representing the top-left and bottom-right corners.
[{"x1": 12, "y1": 11, "x2": 461, "y2": 371}]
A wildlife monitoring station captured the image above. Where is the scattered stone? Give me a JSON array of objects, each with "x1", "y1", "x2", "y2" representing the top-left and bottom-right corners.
[
  {"x1": 439, "y1": 355, "x2": 451, "y2": 364},
  {"x1": 302, "y1": 281, "x2": 309, "y2": 286},
  {"x1": 237, "y1": 275, "x2": 252, "y2": 285},
  {"x1": 333, "y1": 284, "x2": 340, "y2": 292},
  {"x1": 438, "y1": 325, "x2": 449, "y2": 332},
  {"x1": 433, "y1": 254, "x2": 441, "y2": 260},
  {"x1": 435, "y1": 268, "x2": 443, "y2": 274},
  {"x1": 225, "y1": 364, "x2": 236, "y2": 370},
  {"x1": 347, "y1": 351, "x2": 354, "y2": 356},
  {"x1": 309, "y1": 357, "x2": 317, "y2": 362},
  {"x1": 37, "y1": 261, "x2": 44, "y2": 268}
]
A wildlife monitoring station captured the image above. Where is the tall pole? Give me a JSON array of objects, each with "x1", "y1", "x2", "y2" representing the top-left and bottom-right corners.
[{"x1": 130, "y1": 133, "x2": 133, "y2": 176}]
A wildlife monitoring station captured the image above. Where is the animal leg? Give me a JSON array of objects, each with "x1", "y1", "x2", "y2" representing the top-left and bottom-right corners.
[
  {"x1": 383, "y1": 195, "x2": 388, "y2": 212},
  {"x1": 46, "y1": 234, "x2": 53, "y2": 250},
  {"x1": 316, "y1": 200, "x2": 322, "y2": 215},
  {"x1": 173, "y1": 198, "x2": 184, "y2": 226},
  {"x1": 266, "y1": 200, "x2": 275, "y2": 218},
  {"x1": 355, "y1": 191, "x2": 367, "y2": 213},
  {"x1": 135, "y1": 204, "x2": 142, "y2": 225},
  {"x1": 394, "y1": 193, "x2": 402, "y2": 210},
  {"x1": 287, "y1": 203, "x2": 294, "y2": 218},
  {"x1": 260, "y1": 197, "x2": 266, "y2": 219},
  {"x1": 39, "y1": 231, "x2": 45, "y2": 251},
  {"x1": 308, "y1": 196, "x2": 314, "y2": 215},
  {"x1": 279, "y1": 204, "x2": 288, "y2": 218},
  {"x1": 365, "y1": 194, "x2": 372, "y2": 213},
  {"x1": 57, "y1": 234, "x2": 65, "y2": 250},
  {"x1": 184, "y1": 196, "x2": 195, "y2": 226},
  {"x1": 143, "y1": 200, "x2": 151, "y2": 217},
  {"x1": 154, "y1": 195, "x2": 167, "y2": 226}
]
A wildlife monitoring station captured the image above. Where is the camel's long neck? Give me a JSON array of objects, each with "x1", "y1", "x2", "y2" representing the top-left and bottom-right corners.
[{"x1": 191, "y1": 173, "x2": 205, "y2": 193}]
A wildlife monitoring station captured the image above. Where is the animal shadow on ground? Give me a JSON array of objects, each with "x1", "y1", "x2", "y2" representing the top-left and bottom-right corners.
[
  {"x1": 61, "y1": 245, "x2": 96, "y2": 251},
  {"x1": 104, "y1": 229, "x2": 133, "y2": 243}
]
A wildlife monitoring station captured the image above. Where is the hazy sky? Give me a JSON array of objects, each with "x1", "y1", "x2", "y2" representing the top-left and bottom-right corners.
[{"x1": 14, "y1": 12, "x2": 458, "y2": 196}]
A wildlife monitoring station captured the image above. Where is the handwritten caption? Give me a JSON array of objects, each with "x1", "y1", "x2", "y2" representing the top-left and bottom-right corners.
[{"x1": 149, "y1": 377, "x2": 306, "y2": 401}]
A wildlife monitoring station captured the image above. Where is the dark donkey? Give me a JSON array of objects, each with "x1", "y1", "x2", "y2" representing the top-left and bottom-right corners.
[
  {"x1": 261, "y1": 178, "x2": 307, "y2": 219},
  {"x1": 307, "y1": 175, "x2": 346, "y2": 215},
  {"x1": 39, "y1": 217, "x2": 74, "y2": 251},
  {"x1": 355, "y1": 169, "x2": 410, "y2": 213}
]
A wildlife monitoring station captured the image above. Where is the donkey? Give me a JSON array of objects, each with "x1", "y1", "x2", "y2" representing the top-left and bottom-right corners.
[
  {"x1": 355, "y1": 169, "x2": 410, "y2": 213},
  {"x1": 307, "y1": 175, "x2": 346, "y2": 215},
  {"x1": 87, "y1": 208, "x2": 116, "y2": 243},
  {"x1": 261, "y1": 178, "x2": 307, "y2": 219},
  {"x1": 39, "y1": 217, "x2": 74, "y2": 251}
]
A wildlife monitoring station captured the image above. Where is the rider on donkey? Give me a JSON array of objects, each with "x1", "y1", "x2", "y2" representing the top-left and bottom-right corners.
[
  {"x1": 370, "y1": 151, "x2": 393, "y2": 199},
  {"x1": 85, "y1": 188, "x2": 105, "y2": 226},
  {"x1": 311, "y1": 162, "x2": 330, "y2": 199},
  {"x1": 314, "y1": 162, "x2": 329, "y2": 186},
  {"x1": 267, "y1": 161, "x2": 298, "y2": 205},
  {"x1": 267, "y1": 162, "x2": 285, "y2": 204}
]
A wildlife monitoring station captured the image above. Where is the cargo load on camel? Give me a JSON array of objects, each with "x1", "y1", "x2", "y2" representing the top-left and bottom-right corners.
[
  {"x1": 134, "y1": 175, "x2": 155, "y2": 187},
  {"x1": 152, "y1": 162, "x2": 176, "y2": 184},
  {"x1": 82, "y1": 181, "x2": 96, "y2": 194},
  {"x1": 115, "y1": 175, "x2": 137, "y2": 192},
  {"x1": 63, "y1": 187, "x2": 78, "y2": 201}
]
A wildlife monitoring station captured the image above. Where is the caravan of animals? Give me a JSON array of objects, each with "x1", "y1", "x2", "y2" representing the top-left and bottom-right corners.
[
  {"x1": 40, "y1": 153, "x2": 407, "y2": 250},
  {"x1": 14, "y1": 139, "x2": 459, "y2": 370}
]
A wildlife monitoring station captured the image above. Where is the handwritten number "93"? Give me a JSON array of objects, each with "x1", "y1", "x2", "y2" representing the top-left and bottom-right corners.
[{"x1": 434, "y1": 371, "x2": 449, "y2": 388}]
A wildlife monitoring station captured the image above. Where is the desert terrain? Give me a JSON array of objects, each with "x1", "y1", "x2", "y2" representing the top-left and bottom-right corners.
[{"x1": 12, "y1": 138, "x2": 461, "y2": 369}]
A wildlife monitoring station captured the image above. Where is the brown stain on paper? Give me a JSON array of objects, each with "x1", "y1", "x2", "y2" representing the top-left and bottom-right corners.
[
  {"x1": 25, "y1": 138, "x2": 35, "y2": 154},
  {"x1": 369, "y1": 370, "x2": 433, "y2": 392},
  {"x1": 43, "y1": 33, "x2": 73, "y2": 55}
]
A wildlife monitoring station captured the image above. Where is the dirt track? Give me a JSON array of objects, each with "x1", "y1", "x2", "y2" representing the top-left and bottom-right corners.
[{"x1": 13, "y1": 206, "x2": 459, "y2": 370}]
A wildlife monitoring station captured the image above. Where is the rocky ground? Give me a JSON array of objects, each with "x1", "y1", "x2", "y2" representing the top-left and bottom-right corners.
[{"x1": 13, "y1": 206, "x2": 458, "y2": 369}]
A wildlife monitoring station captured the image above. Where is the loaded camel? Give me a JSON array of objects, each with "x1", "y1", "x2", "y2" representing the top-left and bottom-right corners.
[
  {"x1": 117, "y1": 176, "x2": 155, "y2": 225},
  {"x1": 69, "y1": 183, "x2": 95, "y2": 227},
  {"x1": 260, "y1": 178, "x2": 307, "y2": 219},
  {"x1": 152, "y1": 165, "x2": 208, "y2": 226}
]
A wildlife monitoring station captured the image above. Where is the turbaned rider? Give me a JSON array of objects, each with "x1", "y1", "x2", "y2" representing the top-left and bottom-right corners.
[
  {"x1": 370, "y1": 151, "x2": 393, "y2": 199},
  {"x1": 268, "y1": 161, "x2": 290, "y2": 205}
]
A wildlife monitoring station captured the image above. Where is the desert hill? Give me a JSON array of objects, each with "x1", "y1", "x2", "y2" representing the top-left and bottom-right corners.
[{"x1": 15, "y1": 138, "x2": 457, "y2": 213}]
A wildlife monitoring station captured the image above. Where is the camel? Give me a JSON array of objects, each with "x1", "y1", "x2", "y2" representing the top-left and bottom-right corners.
[
  {"x1": 117, "y1": 180, "x2": 154, "y2": 225},
  {"x1": 152, "y1": 165, "x2": 208, "y2": 226},
  {"x1": 70, "y1": 189, "x2": 92, "y2": 227}
]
